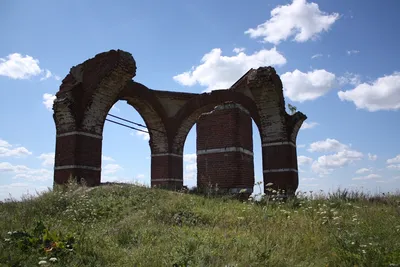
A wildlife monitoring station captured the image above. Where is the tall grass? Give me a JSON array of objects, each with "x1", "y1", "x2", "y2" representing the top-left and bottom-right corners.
[{"x1": 1, "y1": 181, "x2": 399, "y2": 266}]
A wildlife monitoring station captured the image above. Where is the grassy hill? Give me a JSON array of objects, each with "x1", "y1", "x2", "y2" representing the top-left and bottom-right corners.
[{"x1": 1, "y1": 182, "x2": 400, "y2": 267}]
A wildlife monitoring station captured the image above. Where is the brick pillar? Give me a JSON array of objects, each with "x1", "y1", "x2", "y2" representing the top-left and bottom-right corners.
[
  {"x1": 262, "y1": 141, "x2": 298, "y2": 195},
  {"x1": 196, "y1": 102, "x2": 254, "y2": 195},
  {"x1": 54, "y1": 131, "x2": 102, "y2": 186},
  {"x1": 151, "y1": 153, "x2": 183, "y2": 189}
]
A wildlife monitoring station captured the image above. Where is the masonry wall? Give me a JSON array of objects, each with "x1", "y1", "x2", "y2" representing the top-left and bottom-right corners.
[{"x1": 196, "y1": 103, "x2": 254, "y2": 193}]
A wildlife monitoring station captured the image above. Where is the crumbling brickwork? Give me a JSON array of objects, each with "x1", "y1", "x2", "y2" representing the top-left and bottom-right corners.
[
  {"x1": 197, "y1": 103, "x2": 254, "y2": 194},
  {"x1": 52, "y1": 49, "x2": 307, "y2": 195}
]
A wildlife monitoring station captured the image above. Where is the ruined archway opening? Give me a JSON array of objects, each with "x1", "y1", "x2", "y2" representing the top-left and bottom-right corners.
[
  {"x1": 101, "y1": 101, "x2": 151, "y2": 186},
  {"x1": 182, "y1": 102, "x2": 263, "y2": 197}
]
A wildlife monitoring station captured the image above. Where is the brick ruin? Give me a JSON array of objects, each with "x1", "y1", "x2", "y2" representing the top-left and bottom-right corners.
[{"x1": 52, "y1": 49, "x2": 307, "y2": 195}]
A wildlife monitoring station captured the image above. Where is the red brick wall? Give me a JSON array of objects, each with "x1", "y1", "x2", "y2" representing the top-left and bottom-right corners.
[
  {"x1": 54, "y1": 133, "x2": 102, "y2": 186},
  {"x1": 150, "y1": 154, "x2": 183, "y2": 189},
  {"x1": 196, "y1": 103, "x2": 254, "y2": 191}
]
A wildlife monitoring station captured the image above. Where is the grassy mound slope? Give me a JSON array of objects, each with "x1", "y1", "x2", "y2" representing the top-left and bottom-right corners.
[{"x1": 1, "y1": 183, "x2": 400, "y2": 266}]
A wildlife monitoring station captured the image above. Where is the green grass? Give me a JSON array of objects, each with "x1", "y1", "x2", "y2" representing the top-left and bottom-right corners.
[{"x1": 1, "y1": 182, "x2": 400, "y2": 267}]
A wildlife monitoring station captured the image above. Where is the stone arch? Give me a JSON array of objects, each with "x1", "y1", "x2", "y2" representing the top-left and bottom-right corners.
[
  {"x1": 171, "y1": 90, "x2": 262, "y2": 155},
  {"x1": 53, "y1": 50, "x2": 169, "y2": 186}
]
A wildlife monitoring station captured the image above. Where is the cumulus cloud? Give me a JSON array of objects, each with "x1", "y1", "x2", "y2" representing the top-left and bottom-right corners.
[
  {"x1": 38, "y1": 153, "x2": 55, "y2": 167},
  {"x1": 338, "y1": 72, "x2": 361, "y2": 86},
  {"x1": 355, "y1": 168, "x2": 372, "y2": 174},
  {"x1": 0, "y1": 139, "x2": 32, "y2": 158},
  {"x1": 173, "y1": 47, "x2": 286, "y2": 92},
  {"x1": 103, "y1": 164, "x2": 122, "y2": 175},
  {"x1": 309, "y1": 138, "x2": 363, "y2": 176},
  {"x1": 352, "y1": 174, "x2": 381, "y2": 181},
  {"x1": 244, "y1": 0, "x2": 339, "y2": 44},
  {"x1": 368, "y1": 153, "x2": 377, "y2": 161},
  {"x1": 338, "y1": 72, "x2": 400, "y2": 111},
  {"x1": 281, "y1": 69, "x2": 336, "y2": 102},
  {"x1": 43, "y1": 93, "x2": 56, "y2": 111},
  {"x1": 308, "y1": 138, "x2": 348, "y2": 153},
  {"x1": 0, "y1": 53, "x2": 59, "y2": 81},
  {"x1": 0, "y1": 162, "x2": 52, "y2": 181},
  {"x1": 233, "y1": 47, "x2": 246, "y2": 53},
  {"x1": 184, "y1": 153, "x2": 197, "y2": 181},
  {"x1": 298, "y1": 155, "x2": 313, "y2": 166},
  {"x1": 0, "y1": 53, "x2": 42, "y2": 79},
  {"x1": 386, "y1": 154, "x2": 400, "y2": 164},
  {"x1": 301, "y1": 121, "x2": 319, "y2": 129},
  {"x1": 386, "y1": 155, "x2": 400, "y2": 171}
]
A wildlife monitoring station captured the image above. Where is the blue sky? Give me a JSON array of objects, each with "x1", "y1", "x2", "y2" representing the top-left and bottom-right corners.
[{"x1": 0, "y1": 0, "x2": 399, "y2": 200}]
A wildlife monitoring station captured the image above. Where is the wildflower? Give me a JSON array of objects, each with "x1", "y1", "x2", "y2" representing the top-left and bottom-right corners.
[
  {"x1": 362, "y1": 250, "x2": 366, "y2": 254},
  {"x1": 266, "y1": 182, "x2": 273, "y2": 187},
  {"x1": 38, "y1": 260, "x2": 47, "y2": 265},
  {"x1": 4, "y1": 238, "x2": 10, "y2": 242},
  {"x1": 360, "y1": 244, "x2": 367, "y2": 248},
  {"x1": 49, "y1": 258, "x2": 57, "y2": 262},
  {"x1": 7, "y1": 231, "x2": 12, "y2": 235}
]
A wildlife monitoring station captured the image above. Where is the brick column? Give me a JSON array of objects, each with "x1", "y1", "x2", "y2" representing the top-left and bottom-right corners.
[
  {"x1": 54, "y1": 131, "x2": 102, "y2": 186},
  {"x1": 151, "y1": 153, "x2": 183, "y2": 189},
  {"x1": 262, "y1": 141, "x2": 298, "y2": 195},
  {"x1": 197, "y1": 103, "x2": 254, "y2": 195}
]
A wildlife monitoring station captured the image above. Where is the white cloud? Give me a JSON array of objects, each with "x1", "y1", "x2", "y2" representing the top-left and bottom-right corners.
[
  {"x1": 368, "y1": 153, "x2": 377, "y2": 161},
  {"x1": 311, "y1": 54, "x2": 323, "y2": 59},
  {"x1": 338, "y1": 72, "x2": 400, "y2": 111},
  {"x1": 346, "y1": 50, "x2": 360, "y2": 55},
  {"x1": 298, "y1": 155, "x2": 313, "y2": 165},
  {"x1": 352, "y1": 174, "x2": 381, "y2": 181},
  {"x1": 297, "y1": 144, "x2": 306, "y2": 148},
  {"x1": 136, "y1": 131, "x2": 150, "y2": 141},
  {"x1": 387, "y1": 164, "x2": 400, "y2": 170},
  {"x1": 0, "y1": 162, "x2": 52, "y2": 181},
  {"x1": 183, "y1": 153, "x2": 197, "y2": 181},
  {"x1": 0, "y1": 53, "x2": 42, "y2": 79},
  {"x1": 355, "y1": 168, "x2": 372, "y2": 174},
  {"x1": 0, "y1": 53, "x2": 60, "y2": 81},
  {"x1": 0, "y1": 139, "x2": 32, "y2": 158},
  {"x1": 387, "y1": 154, "x2": 400, "y2": 164},
  {"x1": 233, "y1": 47, "x2": 246, "y2": 53},
  {"x1": 244, "y1": 0, "x2": 339, "y2": 44},
  {"x1": 308, "y1": 138, "x2": 348, "y2": 153},
  {"x1": 38, "y1": 153, "x2": 55, "y2": 167},
  {"x1": 386, "y1": 155, "x2": 400, "y2": 171},
  {"x1": 103, "y1": 164, "x2": 122, "y2": 175},
  {"x1": 301, "y1": 121, "x2": 318, "y2": 129},
  {"x1": 281, "y1": 69, "x2": 336, "y2": 102},
  {"x1": 338, "y1": 72, "x2": 361, "y2": 86},
  {"x1": 43, "y1": 93, "x2": 56, "y2": 111},
  {"x1": 309, "y1": 138, "x2": 363, "y2": 176},
  {"x1": 173, "y1": 47, "x2": 286, "y2": 92},
  {"x1": 102, "y1": 155, "x2": 115, "y2": 162},
  {"x1": 0, "y1": 182, "x2": 49, "y2": 201}
]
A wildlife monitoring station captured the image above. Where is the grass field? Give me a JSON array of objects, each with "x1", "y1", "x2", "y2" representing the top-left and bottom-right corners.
[{"x1": 1, "y1": 182, "x2": 400, "y2": 267}]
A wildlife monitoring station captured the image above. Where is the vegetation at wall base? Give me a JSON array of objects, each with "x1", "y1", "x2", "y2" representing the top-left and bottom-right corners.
[{"x1": 1, "y1": 181, "x2": 400, "y2": 267}]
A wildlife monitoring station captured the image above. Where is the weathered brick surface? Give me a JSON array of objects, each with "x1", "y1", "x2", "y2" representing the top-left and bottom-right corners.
[
  {"x1": 197, "y1": 153, "x2": 254, "y2": 189},
  {"x1": 54, "y1": 169, "x2": 100, "y2": 186},
  {"x1": 262, "y1": 144, "x2": 298, "y2": 170},
  {"x1": 197, "y1": 104, "x2": 254, "y2": 192},
  {"x1": 263, "y1": 171, "x2": 298, "y2": 195},
  {"x1": 151, "y1": 155, "x2": 183, "y2": 187},
  {"x1": 53, "y1": 50, "x2": 307, "y2": 195},
  {"x1": 55, "y1": 135, "x2": 102, "y2": 167}
]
